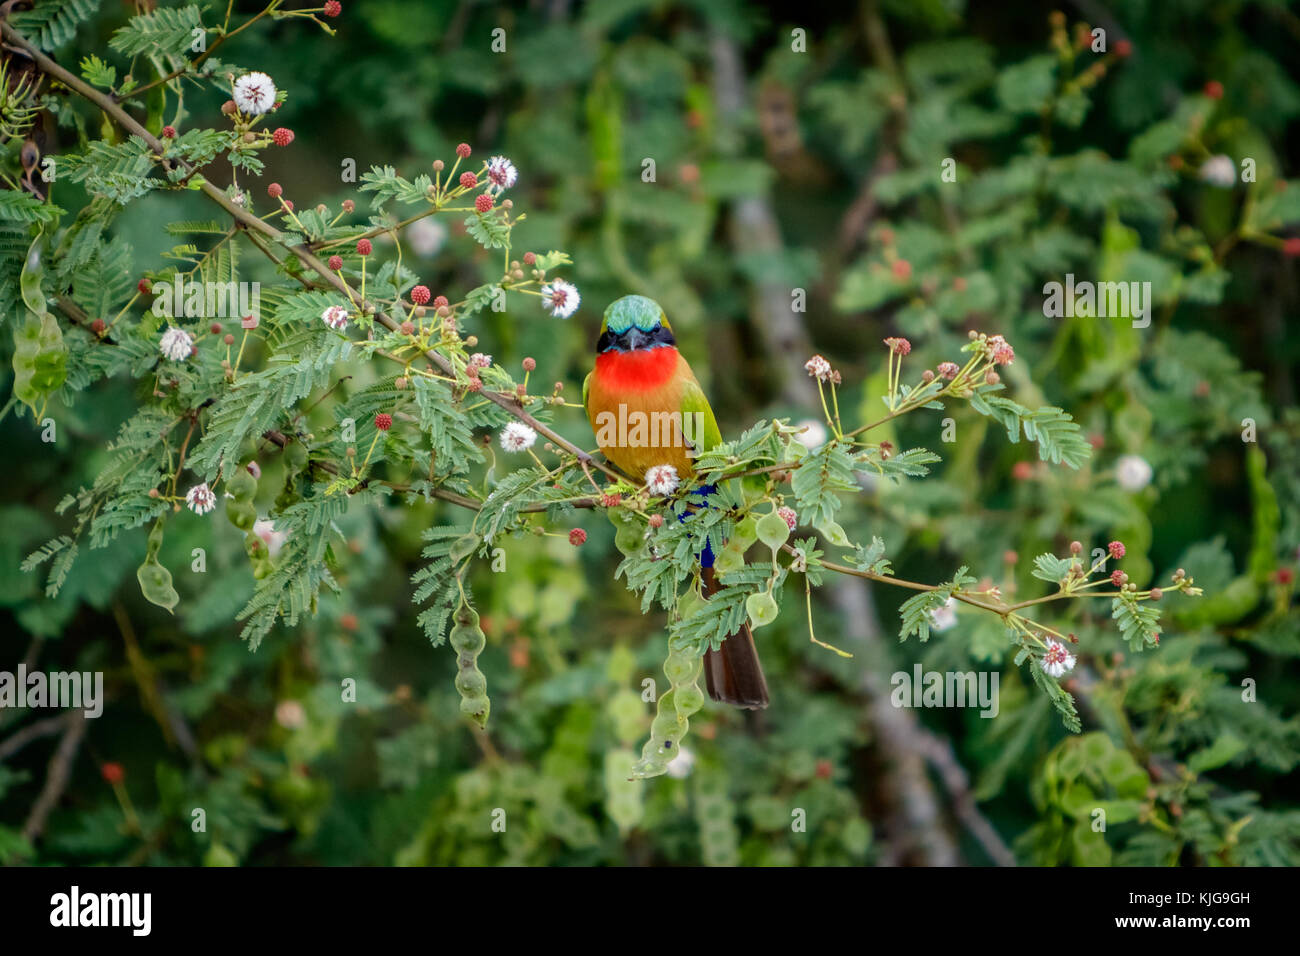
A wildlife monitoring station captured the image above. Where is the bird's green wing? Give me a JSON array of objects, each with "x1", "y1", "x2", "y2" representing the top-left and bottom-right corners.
[
  {"x1": 582, "y1": 370, "x2": 593, "y2": 420},
  {"x1": 679, "y1": 379, "x2": 723, "y2": 455}
]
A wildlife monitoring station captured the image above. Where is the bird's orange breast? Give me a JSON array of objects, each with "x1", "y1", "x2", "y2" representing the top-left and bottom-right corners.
[{"x1": 587, "y1": 347, "x2": 696, "y2": 480}]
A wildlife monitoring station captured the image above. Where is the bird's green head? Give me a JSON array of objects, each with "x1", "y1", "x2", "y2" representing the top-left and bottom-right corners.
[{"x1": 597, "y1": 295, "x2": 675, "y2": 352}]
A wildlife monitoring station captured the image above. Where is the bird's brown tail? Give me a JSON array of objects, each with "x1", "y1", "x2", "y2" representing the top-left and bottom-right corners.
[{"x1": 700, "y1": 566, "x2": 769, "y2": 709}]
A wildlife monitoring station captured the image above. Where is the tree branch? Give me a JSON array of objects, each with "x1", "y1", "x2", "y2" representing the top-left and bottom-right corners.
[{"x1": 2, "y1": 19, "x2": 620, "y2": 489}]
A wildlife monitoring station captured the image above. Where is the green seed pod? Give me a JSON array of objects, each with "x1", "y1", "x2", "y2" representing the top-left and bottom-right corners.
[
  {"x1": 630, "y1": 643, "x2": 704, "y2": 779},
  {"x1": 449, "y1": 599, "x2": 490, "y2": 728},
  {"x1": 137, "y1": 556, "x2": 179, "y2": 613},
  {"x1": 712, "y1": 544, "x2": 745, "y2": 575},
  {"x1": 454, "y1": 664, "x2": 487, "y2": 697},
  {"x1": 449, "y1": 621, "x2": 486, "y2": 655},
  {"x1": 227, "y1": 500, "x2": 256, "y2": 531},
  {"x1": 746, "y1": 590, "x2": 779, "y2": 629},
  {"x1": 226, "y1": 467, "x2": 257, "y2": 502},
  {"x1": 756, "y1": 510, "x2": 791, "y2": 550},
  {"x1": 449, "y1": 532, "x2": 480, "y2": 562},
  {"x1": 460, "y1": 693, "x2": 490, "y2": 726},
  {"x1": 614, "y1": 523, "x2": 645, "y2": 557},
  {"x1": 609, "y1": 506, "x2": 645, "y2": 556},
  {"x1": 676, "y1": 586, "x2": 708, "y2": 622},
  {"x1": 604, "y1": 749, "x2": 644, "y2": 834},
  {"x1": 730, "y1": 515, "x2": 758, "y2": 550},
  {"x1": 817, "y1": 519, "x2": 851, "y2": 547}
]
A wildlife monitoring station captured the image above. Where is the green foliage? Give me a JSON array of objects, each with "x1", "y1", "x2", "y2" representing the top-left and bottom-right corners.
[{"x1": 0, "y1": 0, "x2": 1295, "y2": 870}]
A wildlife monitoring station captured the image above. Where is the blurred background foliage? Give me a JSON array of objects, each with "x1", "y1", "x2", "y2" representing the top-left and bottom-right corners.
[{"x1": 1, "y1": 0, "x2": 1299, "y2": 866}]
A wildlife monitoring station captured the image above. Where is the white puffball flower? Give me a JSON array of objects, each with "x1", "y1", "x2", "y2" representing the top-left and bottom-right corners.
[
  {"x1": 666, "y1": 745, "x2": 696, "y2": 779},
  {"x1": 804, "y1": 355, "x2": 832, "y2": 382},
  {"x1": 232, "y1": 71, "x2": 277, "y2": 116},
  {"x1": 185, "y1": 482, "x2": 217, "y2": 516},
  {"x1": 1116, "y1": 454, "x2": 1153, "y2": 492},
  {"x1": 275, "y1": 700, "x2": 306, "y2": 729},
  {"x1": 406, "y1": 217, "x2": 447, "y2": 257},
  {"x1": 645, "y1": 464, "x2": 680, "y2": 496},
  {"x1": 253, "y1": 518, "x2": 289, "y2": 559},
  {"x1": 321, "y1": 305, "x2": 349, "y2": 330},
  {"x1": 1200, "y1": 154, "x2": 1236, "y2": 189},
  {"x1": 159, "y1": 326, "x2": 194, "y2": 361},
  {"x1": 1041, "y1": 638, "x2": 1077, "y2": 679},
  {"x1": 499, "y1": 422, "x2": 537, "y2": 453},
  {"x1": 929, "y1": 596, "x2": 958, "y2": 633},
  {"x1": 540, "y1": 279, "x2": 580, "y2": 319},
  {"x1": 485, "y1": 155, "x2": 518, "y2": 193},
  {"x1": 794, "y1": 418, "x2": 828, "y2": 451}
]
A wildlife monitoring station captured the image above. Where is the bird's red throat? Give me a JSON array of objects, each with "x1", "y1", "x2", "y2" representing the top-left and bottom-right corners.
[{"x1": 594, "y1": 347, "x2": 680, "y2": 391}]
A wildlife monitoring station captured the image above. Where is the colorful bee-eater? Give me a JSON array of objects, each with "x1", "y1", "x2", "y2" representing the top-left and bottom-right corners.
[{"x1": 583, "y1": 294, "x2": 769, "y2": 709}]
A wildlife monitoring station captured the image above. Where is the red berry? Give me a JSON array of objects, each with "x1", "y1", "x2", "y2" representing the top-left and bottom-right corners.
[
  {"x1": 1108, "y1": 540, "x2": 1126, "y2": 560},
  {"x1": 648, "y1": 514, "x2": 664, "y2": 528},
  {"x1": 323, "y1": 0, "x2": 341, "y2": 16},
  {"x1": 137, "y1": 278, "x2": 152, "y2": 294},
  {"x1": 815, "y1": 759, "x2": 833, "y2": 780},
  {"x1": 90, "y1": 318, "x2": 106, "y2": 334},
  {"x1": 328, "y1": 255, "x2": 343, "y2": 270},
  {"x1": 340, "y1": 613, "x2": 359, "y2": 632},
  {"x1": 1204, "y1": 80, "x2": 1224, "y2": 99},
  {"x1": 522, "y1": 357, "x2": 536, "y2": 371},
  {"x1": 1284, "y1": 237, "x2": 1300, "y2": 258},
  {"x1": 456, "y1": 143, "x2": 472, "y2": 158},
  {"x1": 210, "y1": 322, "x2": 223, "y2": 334},
  {"x1": 1276, "y1": 567, "x2": 1295, "y2": 585},
  {"x1": 459, "y1": 171, "x2": 477, "y2": 189},
  {"x1": 162, "y1": 125, "x2": 176, "y2": 138},
  {"x1": 101, "y1": 762, "x2": 125, "y2": 785},
  {"x1": 356, "y1": 238, "x2": 372, "y2": 256},
  {"x1": 282, "y1": 200, "x2": 294, "y2": 212},
  {"x1": 1012, "y1": 461, "x2": 1034, "y2": 481},
  {"x1": 1114, "y1": 39, "x2": 1132, "y2": 58},
  {"x1": 267, "y1": 182, "x2": 283, "y2": 198},
  {"x1": 374, "y1": 413, "x2": 393, "y2": 431},
  {"x1": 433, "y1": 296, "x2": 449, "y2": 308},
  {"x1": 475, "y1": 193, "x2": 493, "y2": 213},
  {"x1": 1111, "y1": 569, "x2": 1125, "y2": 587},
  {"x1": 342, "y1": 199, "x2": 355, "y2": 213},
  {"x1": 410, "y1": 285, "x2": 431, "y2": 305},
  {"x1": 522, "y1": 252, "x2": 536, "y2": 265},
  {"x1": 272, "y1": 127, "x2": 295, "y2": 147},
  {"x1": 891, "y1": 258, "x2": 912, "y2": 280},
  {"x1": 568, "y1": 528, "x2": 587, "y2": 546}
]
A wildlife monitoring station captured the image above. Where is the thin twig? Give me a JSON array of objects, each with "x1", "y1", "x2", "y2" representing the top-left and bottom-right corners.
[{"x1": 20, "y1": 711, "x2": 87, "y2": 845}]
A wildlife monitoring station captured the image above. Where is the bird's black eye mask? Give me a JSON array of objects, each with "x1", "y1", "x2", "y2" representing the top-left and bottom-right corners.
[{"x1": 597, "y1": 324, "x2": 677, "y2": 353}]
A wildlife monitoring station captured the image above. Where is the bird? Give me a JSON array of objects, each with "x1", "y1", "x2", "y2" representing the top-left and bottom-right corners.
[{"x1": 583, "y1": 294, "x2": 769, "y2": 709}]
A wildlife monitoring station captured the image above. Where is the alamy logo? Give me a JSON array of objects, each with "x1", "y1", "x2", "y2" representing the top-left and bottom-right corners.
[
  {"x1": 591, "y1": 403, "x2": 707, "y2": 455},
  {"x1": 50, "y1": 886, "x2": 151, "y2": 936},
  {"x1": 1042, "y1": 273, "x2": 1152, "y2": 328},
  {"x1": 890, "y1": 664, "x2": 999, "y2": 718},
  {"x1": 0, "y1": 666, "x2": 103, "y2": 718},
  {"x1": 151, "y1": 277, "x2": 261, "y2": 320}
]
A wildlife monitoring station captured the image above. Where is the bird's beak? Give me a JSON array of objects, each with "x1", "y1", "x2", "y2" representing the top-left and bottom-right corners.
[{"x1": 625, "y1": 327, "x2": 651, "y2": 349}]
